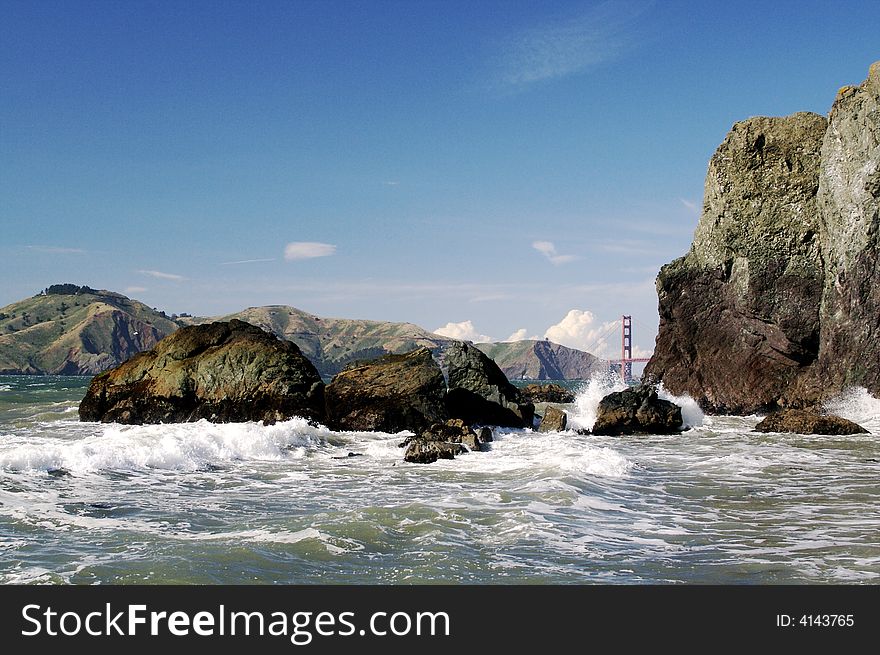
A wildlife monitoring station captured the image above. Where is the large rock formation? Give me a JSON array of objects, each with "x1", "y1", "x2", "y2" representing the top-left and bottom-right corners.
[
  {"x1": 325, "y1": 347, "x2": 448, "y2": 433},
  {"x1": 592, "y1": 385, "x2": 683, "y2": 436},
  {"x1": 79, "y1": 320, "x2": 325, "y2": 424},
  {"x1": 645, "y1": 62, "x2": 880, "y2": 413},
  {"x1": 754, "y1": 409, "x2": 867, "y2": 435},
  {"x1": 537, "y1": 405, "x2": 568, "y2": 432},
  {"x1": 445, "y1": 341, "x2": 535, "y2": 428}
]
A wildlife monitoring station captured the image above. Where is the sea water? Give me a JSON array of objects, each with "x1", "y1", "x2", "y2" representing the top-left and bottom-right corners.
[{"x1": 0, "y1": 375, "x2": 878, "y2": 584}]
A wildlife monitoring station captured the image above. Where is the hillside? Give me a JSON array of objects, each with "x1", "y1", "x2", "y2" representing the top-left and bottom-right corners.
[
  {"x1": 475, "y1": 340, "x2": 606, "y2": 381},
  {"x1": 0, "y1": 288, "x2": 606, "y2": 380},
  {"x1": 192, "y1": 306, "x2": 454, "y2": 377},
  {"x1": 0, "y1": 285, "x2": 180, "y2": 374}
]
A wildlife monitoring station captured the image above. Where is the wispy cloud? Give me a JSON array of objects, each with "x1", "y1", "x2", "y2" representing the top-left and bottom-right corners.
[
  {"x1": 382, "y1": 181, "x2": 400, "y2": 186},
  {"x1": 138, "y1": 269, "x2": 185, "y2": 281},
  {"x1": 284, "y1": 242, "x2": 337, "y2": 261},
  {"x1": 26, "y1": 245, "x2": 85, "y2": 254},
  {"x1": 125, "y1": 286, "x2": 148, "y2": 294},
  {"x1": 680, "y1": 198, "x2": 700, "y2": 215},
  {"x1": 495, "y1": 1, "x2": 650, "y2": 87},
  {"x1": 220, "y1": 258, "x2": 276, "y2": 266},
  {"x1": 533, "y1": 240, "x2": 577, "y2": 265}
]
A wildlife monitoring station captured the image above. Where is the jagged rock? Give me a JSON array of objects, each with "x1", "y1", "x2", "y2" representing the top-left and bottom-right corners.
[
  {"x1": 519, "y1": 383, "x2": 576, "y2": 404},
  {"x1": 592, "y1": 385, "x2": 682, "y2": 436},
  {"x1": 399, "y1": 419, "x2": 489, "y2": 453},
  {"x1": 754, "y1": 409, "x2": 867, "y2": 435},
  {"x1": 325, "y1": 347, "x2": 448, "y2": 433},
  {"x1": 445, "y1": 341, "x2": 534, "y2": 428},
  {"x1": 79, "y1": 319, "x2": 325, "y2": 424},
  {"x1": 645, "y1": 62, "x2": 880, "y2": 413},
  {"x1": 538, "y1": 406, "x2": 568, "y2": 432}
]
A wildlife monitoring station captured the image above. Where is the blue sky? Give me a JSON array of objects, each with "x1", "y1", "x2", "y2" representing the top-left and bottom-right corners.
[{"x1": 2, "y1": 0, "x2": 878, "y2": 358}]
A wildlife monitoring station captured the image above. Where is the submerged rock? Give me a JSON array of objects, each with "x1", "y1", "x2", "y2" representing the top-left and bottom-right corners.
[
  {"x1": 445, "y1": 341, "x2": 534, "y2": 428},
  {"x1": 519, "y1": 383, "x2": 576, "y2": 404},
  {"x1": 754, "y1": 409, "x2": 867, "y2": 435},
  {"x1": 403, "y1": 439, "x2": 466, "y2": 464},
  {"x1": 645, "y1": 62, "x2": 880, "y2": 413},
  {"x1": 537, "y1": 405, "x2": 567, "y2": 432},
  {"x1": 78, "y1": 319, "x2": 325, "y2": 425},
  {"x1": 592, "y1": 385, "x2": 682, "y2": 436},
  {"x1": 325, "y1": 347, "x2": 448, "y2": 433}
]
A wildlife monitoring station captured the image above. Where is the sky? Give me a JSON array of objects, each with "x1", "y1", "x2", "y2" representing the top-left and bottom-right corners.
[{"x1": 2, "y1": 0, "x2": 878, "y2": 359}]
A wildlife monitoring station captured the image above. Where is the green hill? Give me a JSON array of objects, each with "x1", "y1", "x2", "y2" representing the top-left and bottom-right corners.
[
  {"x1": 475, "y1": 339, "x2": 606, "y2": 381},
  {"x1": 0, "y1": 285, "x2": 180, "y2": 374},
  {"x1": 0, "y1": 287, "x2": 606, "y2": 380}
]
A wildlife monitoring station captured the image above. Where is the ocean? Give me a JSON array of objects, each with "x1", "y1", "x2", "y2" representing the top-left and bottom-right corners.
[{"x1": 1, "y1": 375, "x2": 878, "y2": 584}]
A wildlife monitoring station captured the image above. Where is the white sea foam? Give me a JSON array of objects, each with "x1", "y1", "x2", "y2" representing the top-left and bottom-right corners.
[
  {"x1": 0, "y1": 384, "x2": 12, "y2": 392},
  {"x1": 0, "y1": 417, "x2": 336, "y2": 473},
  {"x1": 824, "y1": 387, "x2": 880, "y2": 434}
]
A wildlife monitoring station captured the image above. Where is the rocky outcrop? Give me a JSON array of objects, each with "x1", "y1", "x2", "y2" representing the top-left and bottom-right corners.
[
  {"x1": 538, "y1": 406, "x2": 567, "y2": 432},
  {"x1": 754, "y1": 409, "x2": 867, "y2": 435},
  {"x1": 79, "y1": 320, "x2": 325, "y2": 424},
  {"x1": 401, "y1": 419, "x2": 490, "y2": 464},
  {"x1": 325, "y1": 348, "x2": 448, "y2": 433},
  {"x1": 519, "y1": 383, "x2": 576, "y2": 404},
  {"x1": 592, "y1": 385, "x2": 682, "y2": 436},
  {"x1": 646, "y1": 62, "x2": 880, "y2": 413},
  {"x1": 445, "y1": 341, "x2": 534, "y2": 428}
]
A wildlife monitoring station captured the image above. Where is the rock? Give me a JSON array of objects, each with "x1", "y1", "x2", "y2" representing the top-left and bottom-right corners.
[
  {"x1": 403, "y1": 439, "x2": 466, "y2": 464},
  {"x1": 325, "y1": 347, "x2": 448, "y2": 433},
  {"x1": 538, "y1": 405, "x2": 568, "y2": 432},
  {"x1": 645, "y1": 62, "x2": 880, "y2": 413},
  {"x1": 400, "y1": 419, "x2": 489, "y2": 452},
  {"x1": 477, "y1": 427, "x2": 493, "y2": 443},
  {"x1": 78, "y1": 319, "x2": 325, "y2": 424},
  {"x1": 754, "y1": 409, "x2": 868, "y2": 435},
  {"x1": 519, "y1": 383, "x2": 576, "y2": 404},
  {"x1": 445, "y1": 341, "x2": 534, "y2": 428},
  {"x1": 592, "y1": 385, "x2": 682, "y2": 436}
]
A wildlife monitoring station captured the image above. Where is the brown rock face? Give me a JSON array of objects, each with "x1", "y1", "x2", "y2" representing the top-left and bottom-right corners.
[
  {"x1": 537, "y1": 405, "x2": 568, "y2": 432},
  {"x1": 754, "y1": 409, "x2": 867, "y2": 435},
  {"x1": 646, "y1": 63, "x2": 880, "y2": 413},
  {"x1": 520, "y1": 383, "x2": 576, "y2": 404},
  {"x1": 79, "y1": 320, "x2": 325, "y2": 424},
  {"x1": 325, "y1": 348, "x2": 448, "y2": 433}
]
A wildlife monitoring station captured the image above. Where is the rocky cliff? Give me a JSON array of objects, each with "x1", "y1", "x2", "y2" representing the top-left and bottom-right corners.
[{"x1": 645, "y1": 62, "x2": 880, "y2": 413}]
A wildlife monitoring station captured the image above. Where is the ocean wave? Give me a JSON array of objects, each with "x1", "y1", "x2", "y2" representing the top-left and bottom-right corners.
[
  {"x1": 0, "y1": 417, "x2": 339, "y2": 473},
  {"x1": 0, "y1": 384, "x2": 12, "y2": 392}
]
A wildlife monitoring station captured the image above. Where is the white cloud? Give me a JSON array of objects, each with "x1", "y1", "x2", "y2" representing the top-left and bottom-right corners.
[
  {"x1": 382, "y1": 181, "x2": 400, "y2": 186},
  {"x1": 26, "y1": 245, "x2": 85, "y2": 254},
  {"x1": 138, "y1": 269, "x2": 185, "y2": 281},
  {"x1": 680, "y1": 198, "x2": 700, "y2": 215},
  {"x1": 532, "y1": 240, "x2": 577, "y2": 265},
  {"x1": 284, "y1": 242, "x2": 337, "y2": 261},
  {"x1": 433, "y1": 320, "x2": 494, "y2": 343},
  {"x1": 220, "y1": 258, "x2": 275, "y2": 266},
  {"x1": 125, "y1": 286, "x2": 148, "y2": 294},
  {"x1": 505, "y1": 328, "x2": 532, "y2": 342},
  {"x1": 543, "y1": 309, "x2": 620, "y2": 357},
  {"x1": 496, "y1": 1, "x2": 649, "y2": 87}
]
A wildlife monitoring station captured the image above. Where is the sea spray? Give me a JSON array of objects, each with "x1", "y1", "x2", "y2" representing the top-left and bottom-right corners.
[
  {"x1": 566, "y1": 374, "x2": 705, "y2": 431},
  {"x1": 824, "y1": 387, "x2": 880, "y2": 434}
]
